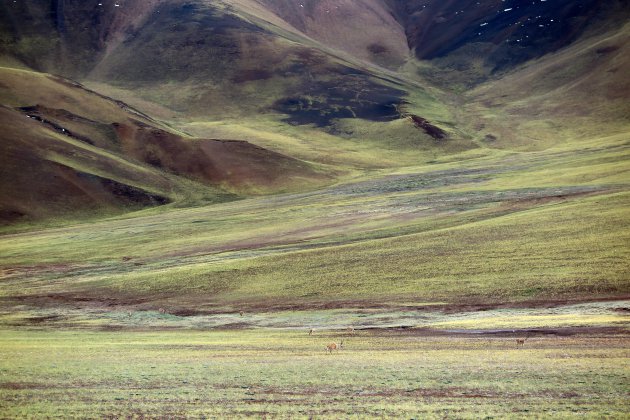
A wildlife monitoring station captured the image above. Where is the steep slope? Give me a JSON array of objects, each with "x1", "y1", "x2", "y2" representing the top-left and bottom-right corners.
[
  {"x1": 249, "y1": 0, "x2": 410, "y2": 68},
  {"x1": 85, "y1": 0, "x2": 429, "y2": 133},
  {"x1": 113, "y1": 119, "x2": 329, "y2": 193},
  {"x1": 0, "y1": 0, "x2": 165, "y2": 77},
  {"x1": 466, "y1": 22, "x2": 630, "y2": 149},
  {"x1": 0, "y1": 66, "x2": 330, "y2": 224},
  {"x1": 0, "y1": 105, "x2": 171, "y2": 224},
  {"x1": 391, "y1": 0, "x2": 630, "y2": 85},
  {"x1": 0, "y1": 0, "x2": 628, "y2": 226},
  {"x1": 0, "y1": 0, "x2": 455, "y2": 135}
]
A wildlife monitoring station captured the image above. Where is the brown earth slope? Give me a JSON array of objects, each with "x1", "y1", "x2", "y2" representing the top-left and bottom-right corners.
[{"x1": 0, "y1": 67, "x2": 331, "y2": 224}]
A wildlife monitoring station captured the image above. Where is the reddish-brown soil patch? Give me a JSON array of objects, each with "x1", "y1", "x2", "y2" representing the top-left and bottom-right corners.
[
  {"x1": 408, "y1": 115, "x2": 448, "y2": 140},
  {"x1": 497, "y1": 189, "x2": 612, "y2": 212},
  {"x1": 114, "y1": 120, "x2": 328, "y2": 193}
]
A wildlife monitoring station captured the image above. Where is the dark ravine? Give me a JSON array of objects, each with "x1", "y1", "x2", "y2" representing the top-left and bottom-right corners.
[
  {"x1": 390, "y1": 0, "x2": 630, "y2": 70},
  {"x1": 19, "y1": 106, "x2": 96, "y2": 145},
  {"x1": 408, "y1": 115, "x2": 448, "y2": 140},
  {"x1": 76, "y1": 170, "x2": 170, "y2": 206},
  {"x1": 51, "y1": 0, "x2": 66, "y2": 34}
]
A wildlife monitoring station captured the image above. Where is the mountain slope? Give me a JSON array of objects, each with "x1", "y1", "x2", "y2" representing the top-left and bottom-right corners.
[
  {"x1": 0, "y1": 66, "x2": 330, "y2": 224},
  {"x1": 0, "y1": 105, "x2": 171, "y2": 224},
  {"x1": 466, "y1": 22, "x2": 630, "y2": 149},
  {"x1": 0, "y1": 0, "x2": 456, "y2": 133},
  {"x1": 0, "y1": 0, "x2": 628, "y2": 226},
  {"x1": 248, "y1": 0, "x2": 410, "y2": 68},
  {"x1": 394, "y1": 0, "x2": 630, "y2": 85}
]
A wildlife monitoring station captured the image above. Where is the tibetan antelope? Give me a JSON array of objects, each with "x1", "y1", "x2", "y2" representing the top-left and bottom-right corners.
[
  {"x1": 158, "y1": 307, "x2": 166, "y2": 314},
  {"x1": 516, "y1": 335, "x2": 529, "y2": 347},
  {"x1": 239, "y1": 310, "x2": 244, "y2": 317},
  {"x1": 325, "y1": 340, "x2": 344, "y2": 354},
  {"x1": 347, "y1": 326, "x2": 355, "y2": 335},
  {"x1": 308, "y1": 328, "x2": 314, "y2": 336}
]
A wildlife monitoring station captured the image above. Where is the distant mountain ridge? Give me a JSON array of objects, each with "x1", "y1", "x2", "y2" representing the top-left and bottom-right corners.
[{"x1": 3, "y1": 1, "x2": 627, "y2": 82}]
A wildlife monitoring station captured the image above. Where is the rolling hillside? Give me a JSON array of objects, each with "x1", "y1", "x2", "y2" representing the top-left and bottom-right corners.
[
  {"x1": 0, "y1": 0, "x2": 628, "y2": 297},
  {"x1": 0, "y1": 66, "x2": 330, "y2": 224}
]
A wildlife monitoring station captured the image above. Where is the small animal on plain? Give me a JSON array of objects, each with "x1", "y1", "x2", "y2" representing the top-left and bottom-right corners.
[
  {"x1": 127, "y1": 311, "x2": 132, "y2": 318},
  {"x1": 325, "y1": 340, "x2": 344, "y2": 354},
  {"x1": 158, "y1": 307, "x2": 166, "y2": 314},
  {"x1": 516, "y1": 337, "x2": 528, "y2": 347},
  {"x1": 347, "y1": 326, "x2": 355, "y2": 335},
  {"x1": 308, "y1": 328, "x2": 314, "y2": 336},
  {"x1": 239, "y1": 310, "x2": 244, "y2": 317}
]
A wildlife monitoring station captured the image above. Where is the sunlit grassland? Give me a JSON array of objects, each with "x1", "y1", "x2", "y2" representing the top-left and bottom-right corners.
[
  {"x1": 1, "y1": 126, "x2": 628, "y2": 309},
  {"x1": 88, "y1": 191, "x2": 628, "y2": 307},
  {"x1": 0, "y1": 329, "x2": 628, "y2": 418},
  {"x1": 181, "y1": 117, "x2": 458, "y2": 169},
  {"x1": 1, "y1": 190, "x2": 628, "y2": 308}
]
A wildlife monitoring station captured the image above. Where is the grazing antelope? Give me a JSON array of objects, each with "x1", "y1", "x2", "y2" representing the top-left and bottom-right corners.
[
  {"x1": 325, "y1": 340, "x2": 344, "y2": 354},
  {"x1": 516, "y1": 335, "x2": 529, "y2": 347},
  {"x1": 308, "y1": 328, "x2": 314, "y2": 336},
  {"x1": 127, "y1": 311, "x2": 132, "y2": 318},
  {"x1": 239, "y1": 310, "x2": 244, "y2": 317},
  {"x1": 158, "y1": 307, "x2": 166, "y2": 314},
  {"x1": 347, "y1": 326, "x2": 355, "y2": 335}
]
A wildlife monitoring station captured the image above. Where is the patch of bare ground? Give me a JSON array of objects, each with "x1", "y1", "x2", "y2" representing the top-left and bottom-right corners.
[
  {"x1": 407, "y1": 114, "x2": 448, "y2": 140},
  {"x1": 229, "y1": 385, "x2": 590, "y2": 400},
  {"x1": 3, "y1": 293, "x2": 149, "y2": 309},
  {"x1": 0, "y1": 382, "x2": 48, "y2": 390},
  {"x1": 3, "y1": 291, "x2": 628, "y2": 326},
  {"x1": 497, "y1": 189, "x2": 614, "y2": 212},
  {"x1": 0, "y1": 263, "x2": 88, "y2": 279},
  {"x1": 366, "y1": 326, "x2": 629, "y2": 339},
  {"x1": 189, "y1": 293, "x2": 630, "y2": 315},
  {"x1": 289, "y1": 386, "x2": 473, "y2": 398},
  {"x1": 435, "y1": 295, "x2": 630, "y2": 313},
  {"x1": 114, "y1": 120, "x2": 329, "y2": 193}
]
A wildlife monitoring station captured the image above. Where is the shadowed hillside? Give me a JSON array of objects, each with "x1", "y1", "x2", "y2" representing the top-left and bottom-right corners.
[
  {"x1": 0, "y1": 0, "x2": 165, "y2": 77},
  {"x1": 465, "y1": 22, "x2": 630, "y2": 149},
  {"x1": 392, "y1": 0, "x2": 630, "y2": 85},
  {"x1": 0, "y1": 0, "x2": 454, "y2": 132}
]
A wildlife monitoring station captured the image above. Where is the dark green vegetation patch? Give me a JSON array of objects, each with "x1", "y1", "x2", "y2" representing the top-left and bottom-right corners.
[{"x1": 273, "y1": 75, "x2": 407, "y2": 127}]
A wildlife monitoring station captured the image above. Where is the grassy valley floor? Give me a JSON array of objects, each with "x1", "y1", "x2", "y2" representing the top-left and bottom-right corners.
[{"x1": 0, "y1": 328, "x2": 628, "y2": 418}]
